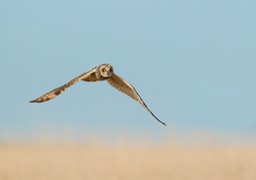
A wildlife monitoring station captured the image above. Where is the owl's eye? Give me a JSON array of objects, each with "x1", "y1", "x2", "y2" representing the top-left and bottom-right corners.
[{"x1": 102, "y1": 68, "x2": 106, "y2": 72}]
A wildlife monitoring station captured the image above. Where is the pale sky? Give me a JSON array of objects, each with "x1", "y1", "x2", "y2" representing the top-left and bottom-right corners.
[{"x1": 1, "y1": 0, "x2": 256, "y2": 142}]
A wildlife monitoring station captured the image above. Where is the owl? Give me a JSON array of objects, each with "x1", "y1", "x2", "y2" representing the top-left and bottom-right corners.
[{"x1": 30, "y1": 64, "x2": 166, "y2": 126}]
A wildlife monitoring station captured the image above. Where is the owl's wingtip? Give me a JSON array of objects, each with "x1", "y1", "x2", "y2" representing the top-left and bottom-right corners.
[
  {"x1": 161, "y1": 122, "x2": 167, "y2": 126},
  {"x1": 29, "y1": 97, "x2": 46, "y2": 103},
  {"x1": 29, "y1": 99, "x2": 38, "y2": 103}
]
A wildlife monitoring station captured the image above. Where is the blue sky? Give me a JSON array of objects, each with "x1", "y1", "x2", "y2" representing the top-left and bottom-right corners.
[{"x1": 1, "y1": 0, "x2": 256, "y2": 142}]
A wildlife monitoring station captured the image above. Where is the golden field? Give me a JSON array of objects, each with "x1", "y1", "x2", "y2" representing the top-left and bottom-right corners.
[{"x1": 0, "y1": 142, "x2": 256, "y2": 180}]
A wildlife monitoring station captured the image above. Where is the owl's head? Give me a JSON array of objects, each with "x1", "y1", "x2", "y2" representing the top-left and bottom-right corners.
[{"x1": 99, "y1": 64, "x2": 114, "y2": 77}]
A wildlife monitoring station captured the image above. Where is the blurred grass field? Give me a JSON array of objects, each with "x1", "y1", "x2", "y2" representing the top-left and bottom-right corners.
[{"x1": 0, "y1": 141, "x2": 256, "y2": 180}]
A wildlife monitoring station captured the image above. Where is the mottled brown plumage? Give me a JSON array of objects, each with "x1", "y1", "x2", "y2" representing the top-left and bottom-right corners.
[{"x1": 30, "y1": 64, "x2": 166, "y2": 126}]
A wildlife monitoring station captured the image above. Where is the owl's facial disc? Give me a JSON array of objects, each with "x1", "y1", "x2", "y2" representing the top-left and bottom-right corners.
[{"x1": 100, "y1": 65, "x2": 114, "y2": 77}]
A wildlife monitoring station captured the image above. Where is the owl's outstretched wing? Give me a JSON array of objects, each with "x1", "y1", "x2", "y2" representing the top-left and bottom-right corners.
[
  {"x1": 107, "y1": 73, "x2": 166, "y2": 126},
  {"x1": 29, "y1": 68, "x2": 96, "y2": 103}
]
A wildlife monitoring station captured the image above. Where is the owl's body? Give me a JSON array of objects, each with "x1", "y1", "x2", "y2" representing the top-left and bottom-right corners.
[
  {"x1": 30, "y1": 64, "x2": 166, "y2": 126},
  {"x1": 82, "y1": 64, "x2": 112, "y2": 82}
]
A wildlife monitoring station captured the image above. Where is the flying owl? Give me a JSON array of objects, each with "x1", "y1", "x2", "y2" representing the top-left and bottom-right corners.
[{"x1": 29, "y1": 64, "x2": 166, "y2": 126}]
